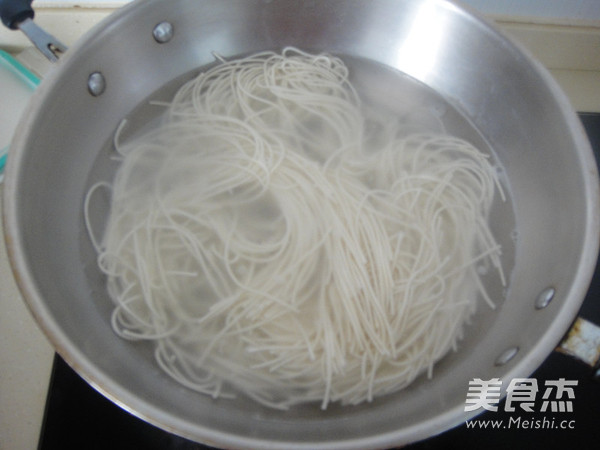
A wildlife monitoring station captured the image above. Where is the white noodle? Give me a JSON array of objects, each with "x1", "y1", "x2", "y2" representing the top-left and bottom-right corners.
[{"x1": 85, "y1": 48, "x2": 506, "y2": 409}]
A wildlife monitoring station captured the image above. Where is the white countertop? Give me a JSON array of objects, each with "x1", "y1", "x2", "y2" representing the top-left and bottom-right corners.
[{"x1": 0, "y1": 6, "x2": 599, "y2": 450}]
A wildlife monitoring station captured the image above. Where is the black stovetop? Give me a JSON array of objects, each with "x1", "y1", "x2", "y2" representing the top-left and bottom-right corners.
[{"x1": 38, "y1": 114, "x2": 600, "y2": 450}]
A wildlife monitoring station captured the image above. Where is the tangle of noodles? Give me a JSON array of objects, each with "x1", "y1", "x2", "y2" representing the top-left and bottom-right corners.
[{"x1": 85, "y1": 47, "x2": 505, "y2": 410}]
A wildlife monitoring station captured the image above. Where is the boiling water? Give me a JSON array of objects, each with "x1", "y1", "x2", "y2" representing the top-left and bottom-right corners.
[{"x1": 81, "y1": 52, "x2": 516, "y2": 394}]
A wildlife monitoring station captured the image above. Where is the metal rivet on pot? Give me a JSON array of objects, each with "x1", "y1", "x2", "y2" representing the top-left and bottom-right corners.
[
  {"x1": 535, "y1": 287, "x2": 555, "y2": 310},
  {"x1": 153, "y1": 21, "x2": 174, "y2": 43},
  {"x1": 87, "y1": 72, "x2": 106, "y2": 96},
  {"x1": 495, "y1": 346, "x2": 519, "y2": 366}
]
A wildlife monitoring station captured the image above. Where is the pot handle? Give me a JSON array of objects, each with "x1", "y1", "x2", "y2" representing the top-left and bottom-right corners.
[
  {"x1": 0, "y1": 0, "x2": 32, "y2": 29},
  {"x1": 0, "y1": 0, "x2": 66, "y2": 61}
]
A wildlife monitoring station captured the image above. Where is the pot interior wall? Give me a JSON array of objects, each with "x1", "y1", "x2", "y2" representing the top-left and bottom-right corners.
[{"x1": 4, "y1": 0, "x2": 597, "y2": 447}]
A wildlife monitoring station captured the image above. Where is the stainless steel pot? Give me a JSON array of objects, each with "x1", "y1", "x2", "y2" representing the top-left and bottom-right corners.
[{"x1": 3, "y1": 0, "x2": 599, "y2": 448}]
